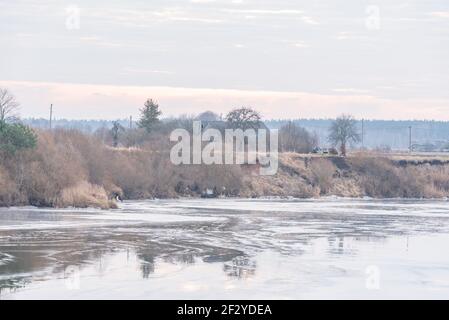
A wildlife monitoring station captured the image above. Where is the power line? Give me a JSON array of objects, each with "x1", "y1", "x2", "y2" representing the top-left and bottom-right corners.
[{"x1": 361, "y1": 118, "x2": 364, "y2": 149}]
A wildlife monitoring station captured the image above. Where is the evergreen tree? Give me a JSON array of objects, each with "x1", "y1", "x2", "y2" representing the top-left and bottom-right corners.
[
  {"x1": 0, "y1": 123, "x2": 37, "y2": 154},
  {"x1": 138, "y1": 99, "x2": 162, "y2": 133}
]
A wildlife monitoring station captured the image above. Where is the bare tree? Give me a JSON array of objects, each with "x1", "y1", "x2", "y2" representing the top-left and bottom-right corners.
[
  {"x1": 328, "y1": 114, "x2": 361, "y2": 156},
  {"x1": 196, "y1": 111, "x2": 220, "y2": 121},
  {"x1": 0, "y1": 88, "x2": 19, "y2": 123},
  {"x1": 279, "y1": 121, "x2": 318, "y2": 153},
  {"x1": 111, "y1": 121, "x2": 125, "y2": 147},
  {"x1": 225, "y1": 107, "x2": 261, "y2": 130}
]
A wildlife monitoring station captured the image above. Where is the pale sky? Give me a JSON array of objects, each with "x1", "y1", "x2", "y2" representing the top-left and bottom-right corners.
[{"x1": 1, "y1": 0, "x2": 449, "y2": 120}]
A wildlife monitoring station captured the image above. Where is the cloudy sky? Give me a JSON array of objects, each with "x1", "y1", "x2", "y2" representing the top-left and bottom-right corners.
[{"x1": 1, "y1": 0, "x2": 448, "y2": 120}]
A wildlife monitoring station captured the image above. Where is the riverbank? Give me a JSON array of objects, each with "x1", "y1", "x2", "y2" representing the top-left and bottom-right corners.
[
  {"x1": 242, "y1": 153, "x2": 449, "y2": 199},
  {"x1": 2, "y1": 129, "x2": 449, "y2": 209}
]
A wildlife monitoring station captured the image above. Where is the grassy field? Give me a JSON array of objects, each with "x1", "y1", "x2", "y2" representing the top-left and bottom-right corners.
[{"x1": 306, "y1": 151, "x2": 449, "y2": 161}]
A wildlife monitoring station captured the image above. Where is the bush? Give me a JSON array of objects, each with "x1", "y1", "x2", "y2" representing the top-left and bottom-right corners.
[
  {"x1": 1, "y1": 127, "x2": 449, "y2": 208},
  {"x1": 310, "y1": 159, "x2": 336, "y2": 194},
  {"x1": 349, "y1": 157, "x2": 428, "y2": 198},
  {"x1": 0, "y1": 165, "x2": 19, "y2": 206},
  {"x1": 58, "y1": 181, "x2": 115, "y2": 209}
]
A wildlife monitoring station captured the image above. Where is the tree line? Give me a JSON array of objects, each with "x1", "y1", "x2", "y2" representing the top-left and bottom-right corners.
[
  {"x1": 106, "y1": 98, "x2": 360, "y2": 156},
  {"x1": 1, "y1": 87, "x2": 361, "y2": 157}
]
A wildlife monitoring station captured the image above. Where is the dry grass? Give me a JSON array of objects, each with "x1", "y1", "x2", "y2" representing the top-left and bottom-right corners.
[
  {"x1": 0, "y1": 129, "x2": 247, "y2": 207},
  {"x1": 259, "y1": 153, "x2": 449, "y2": 199},
  {"x1": 58, "y1": 181, "x2": 116, "y2": 209},
  {"x1": 2, "y1": 129, "x2": 449, "y2": 209},
  {"x1": 309, "y1": 158, "x2": 337, "y2": 195},
  {"x1": 0, "y1": 165, "x2": 20, "y2": 206}
]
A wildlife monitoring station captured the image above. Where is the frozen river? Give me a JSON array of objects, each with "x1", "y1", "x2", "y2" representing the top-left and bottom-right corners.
[{"x1": 1, "y1": 198, "x2": 449, "y2": 299}]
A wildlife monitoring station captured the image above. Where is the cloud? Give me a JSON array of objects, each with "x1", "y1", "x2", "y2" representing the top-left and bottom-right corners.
[
  {"x1": 300, "y1": 16, "x2": 319, "y2": 25},
  {"x1": 219, "y1": 8, "x2": 319, "y2": 24},
  {"x1": 292, "y1": 41, "x2": 311, "y2": 48},
  {"x1": 334, "y1": 31, "x2": 371, "y2": 41},
  {"x1": 121, "y1": 68, "x2": 175, "y2": 75},
  {"x1": 332, "y1": 88, "x2": 371, "y2": 94},
  {"x1": 87, "y1": 6, "x2": 228, "y2": 26},
  {"x1": 1, "y1": 80, "x2": 448, "y2": 121},
  {"x1": 221, "y1": 9, "x2": 305, "y2": 15},
  {"x1": 430, "y1": 11, "x2": 449, "y2": 19},
  {"x1": 190, "y1": 0, "x2": 217, "y2": 3},
  {"x1": 1, "y1": 0, "x2": 447, "y2": 110}
]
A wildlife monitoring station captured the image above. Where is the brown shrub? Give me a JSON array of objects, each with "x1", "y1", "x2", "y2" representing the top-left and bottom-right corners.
[
  {"x1": 349, "y1": 157, "x2": 430, "y2": 198},
  {"x1": 0, "y1": 165, "x2": 19, "y2": 206},
  {"x1": 309, "y1": 159, "x2": 337, "y2": 195},
  {"x1": 427, "y1": 166, "x2": 449, "y2": 193},
  {"x1": 57, "y1": 181, "x2": 115, "y2": 209},
  {"x1": 19, "y1": 131, "x2": 86, "y2": 206},
  {"x1": 3, "y1": 128, "x2": 449, "y2": 208}
]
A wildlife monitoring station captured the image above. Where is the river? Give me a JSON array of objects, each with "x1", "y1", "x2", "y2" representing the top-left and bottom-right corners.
[{"x1": 1, "y1": 198, "x2": 449, "y2": 299}]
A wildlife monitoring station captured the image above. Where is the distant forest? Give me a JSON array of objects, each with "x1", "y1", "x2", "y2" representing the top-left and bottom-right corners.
[
  {"x1": 23, "y1": 118, "x2": 449, "y2": 151},
  {"x1": 268, "y1": 119, "x2": 449, "y2": 151}
]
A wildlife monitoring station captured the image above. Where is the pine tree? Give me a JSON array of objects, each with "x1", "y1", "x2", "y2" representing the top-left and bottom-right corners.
[{"x1": 138, "y1": 99, "x2": 162, "y2": 133}]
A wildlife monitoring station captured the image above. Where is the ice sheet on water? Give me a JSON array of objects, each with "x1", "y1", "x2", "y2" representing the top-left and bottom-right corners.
[
  {"x1": 1, "y1": 198, "x2": 449, "y2": 299},
  {"x1": 0, "y1": 205, "x2": 223, "y2": 231},
  {"x1": 159, "y1": 198, "x2": 449, "y2": 218}
]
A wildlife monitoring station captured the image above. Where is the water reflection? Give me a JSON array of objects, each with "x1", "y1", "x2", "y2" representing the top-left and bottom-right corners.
[
  {"x1": 0, "y1": 277, "x2": 31, "y2": 296},
  {"x1": 139, "y1": 255, "x2": 155, "y2": 278},
  {"x1": 1, "y1": 199, "x2": 449, "y2": 299},
  {"x1": 223, "y1": 256, "x2": 257, "y2": 279}
]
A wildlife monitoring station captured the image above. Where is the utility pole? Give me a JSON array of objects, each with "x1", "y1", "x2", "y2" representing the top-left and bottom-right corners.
[
  {"x1": 129, "y1": 115, "x2": 133, "y2": 129},
  {"x1": 49, "y1": 104, "x2": 53, "y2": 130},
  {"x1": 409, "y1": 126, "x2": 412, "y2": 153},
  {"x1": 361, "y1": 118, "x2": 364, "y2": 150}
]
